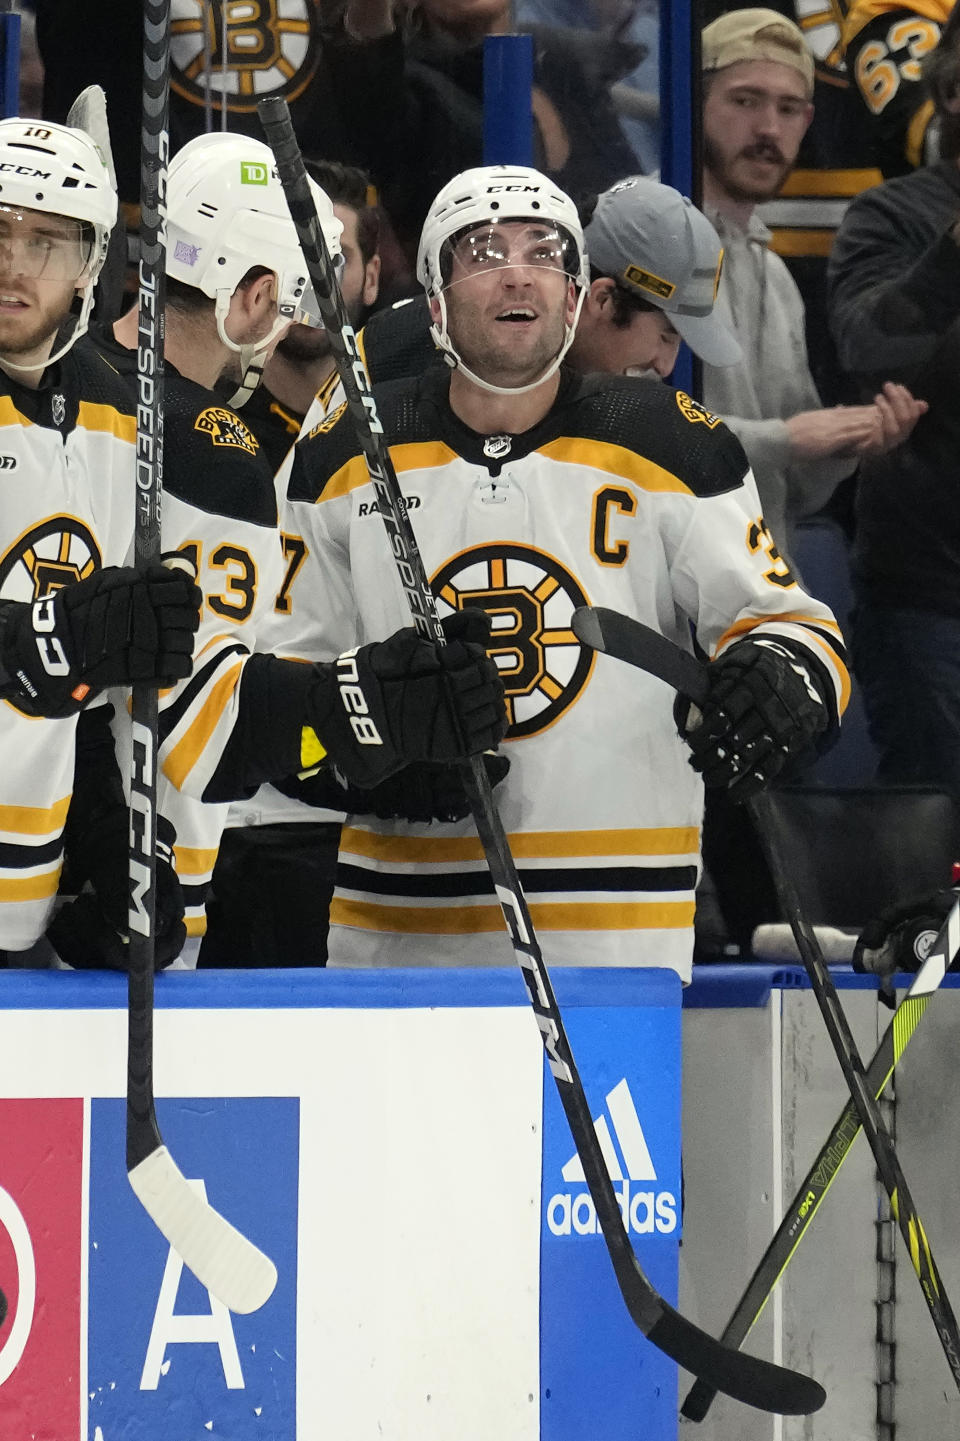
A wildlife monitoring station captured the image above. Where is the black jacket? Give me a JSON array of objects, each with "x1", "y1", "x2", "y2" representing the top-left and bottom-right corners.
[{"x1": 828, "y1": 162, "x2": 960, "y2": 615}]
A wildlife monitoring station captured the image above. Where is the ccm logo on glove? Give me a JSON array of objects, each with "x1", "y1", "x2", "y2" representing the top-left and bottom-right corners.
[
  {"x1": 336, "y1": 648, "x2": 384, "y2": 746},
  {"x1": 31, "y1": 595, "x2": 74, "y2": 681}
]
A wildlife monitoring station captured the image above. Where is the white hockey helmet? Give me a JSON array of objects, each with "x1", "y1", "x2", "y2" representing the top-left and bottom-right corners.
[
  {"x1": 166, "y1": 132, "x2": 342, "y2": 353},
  {"x1": 0, "y1": 117, "x2": 117, "y2": 370},
  {"x1": 416, "y1": 164, "x2": 588, "y2": 395}
]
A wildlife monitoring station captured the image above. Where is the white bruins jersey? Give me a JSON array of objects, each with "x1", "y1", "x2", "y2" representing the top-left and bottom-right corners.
[
  {"x1": 155, "y1": 378, "x2": 286, "y2": 938},
  {"x1": 92, "y1": 331, "x2": 288, "y2": 941},
  {"x1": 227, "y1": 367, "x2": 348, "y2": 835},
  {"x1": 264, "y1": 370, "x2": 849, "y2": 982},
  {"x1": 0, "y1": 343, "x2": 137, "y2": 949}
]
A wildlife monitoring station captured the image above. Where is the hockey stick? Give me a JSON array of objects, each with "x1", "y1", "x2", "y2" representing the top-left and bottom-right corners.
[
  {"x1": 681, "y1": 894, "x2": 960, "y2": 1421},
  {"x1": 571, "y1": 605, "x2": 960, "y2": 1397},
  {"x1": 257, "y1": 94, "x2": 824, "y2": 1418},
  {"x1": 124, "y1": 2, "x2": 277, "y2": 1315}
]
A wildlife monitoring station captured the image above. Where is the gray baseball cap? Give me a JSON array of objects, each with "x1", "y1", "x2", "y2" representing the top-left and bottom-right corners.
[{"x1": 584, "y1": 177, "x2": 742, "y2": 367}]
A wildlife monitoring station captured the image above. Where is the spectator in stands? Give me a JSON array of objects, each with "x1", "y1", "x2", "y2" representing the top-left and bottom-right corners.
[
  {"x1": 842, "y1": 0, "x2": 952, "y2": 176},
  {"x1": 35, "y1": 1, "x2": 358, "y2": 212},
  {"x1": 323, "y1": 0, "x2": 639, "y2": 261},
  {"x1": 515, "y1": 0, "x2": 661, "y2": 172},
  {"x1": 700, "y1": 7, "x2": 925, "y2": 560},
  {"x1": 828, "y1": 5, "x2": 960, "y2": 793}
]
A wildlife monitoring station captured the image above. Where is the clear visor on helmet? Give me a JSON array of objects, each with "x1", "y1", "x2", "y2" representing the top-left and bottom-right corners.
[
  {"x1": 0, "y1": 204, "x2": 95, "y2": 282},
  {"x1": 439, "y1": 220, "x2": 579, "y2": 290}
]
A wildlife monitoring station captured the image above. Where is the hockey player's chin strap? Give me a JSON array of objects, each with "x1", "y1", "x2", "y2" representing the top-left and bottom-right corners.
[
  {"x1": 430, "y1": 286, "x2": 586, "y2": 396},
  {"x1": 1, "y1": 283, "x2": 96, "y2": 374},
  {"x1": 214, "y1": 290, "x2": 295, "y2": 409}
]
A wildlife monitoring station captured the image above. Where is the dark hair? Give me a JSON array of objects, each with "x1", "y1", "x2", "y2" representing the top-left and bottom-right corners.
[
  {"x1": 924, "y1": 5, "x2": 960, "y2": 160},
  {"x1": 591, "y1": 268, "x2": 662, "y2": 329},
  {"x1": 165, "y1": 264, "x2": 272, "y2": 316},
  {"x1": 303, "y1": 158, "x2": 381, "y2": 265}
]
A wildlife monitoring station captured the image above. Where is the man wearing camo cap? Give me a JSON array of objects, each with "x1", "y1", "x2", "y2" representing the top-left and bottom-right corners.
[
  {"x1": 575, "y1": 175, "x2": 742, "y2": 379},
  {"x1": 350, "y1": 176, "x2": 742, "y2": 385}
]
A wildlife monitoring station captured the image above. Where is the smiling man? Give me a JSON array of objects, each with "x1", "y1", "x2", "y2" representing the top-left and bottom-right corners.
[{"x1": 254, "y1": 163, "x2": 853, "y2": 980}]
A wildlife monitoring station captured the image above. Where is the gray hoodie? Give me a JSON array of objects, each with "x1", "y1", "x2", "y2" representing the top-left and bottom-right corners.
[{"x1": 702, "y1": 205, "x2": 854, "y2": 553}]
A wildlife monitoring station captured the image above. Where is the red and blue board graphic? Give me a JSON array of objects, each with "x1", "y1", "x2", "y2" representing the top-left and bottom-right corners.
[{"x1": 0, "y1": 1095, "x2": 298, "y2": 1440}]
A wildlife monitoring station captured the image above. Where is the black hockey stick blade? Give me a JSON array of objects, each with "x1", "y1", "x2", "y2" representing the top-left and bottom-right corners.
[
  {"x1": 122, "y1": 0, "x2": 276, "y2": 1317},
  {"x1": 574, "y1": 604, "x2": 960, "y2": 1401},
  {"x1": 682, "y1": 895, "x2": 960, "y2": 1421},
  {"x1": 571, "y1": 607, "x2": 709, "y2": 706},
  {"x1": 259, "y1": 98, "x2": 824, "y2": 1420}
]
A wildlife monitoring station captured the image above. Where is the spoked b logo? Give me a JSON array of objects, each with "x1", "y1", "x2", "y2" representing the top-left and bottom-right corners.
[{"x1": 546, "y1": 1078, "x2": 678, "y2": 1237}]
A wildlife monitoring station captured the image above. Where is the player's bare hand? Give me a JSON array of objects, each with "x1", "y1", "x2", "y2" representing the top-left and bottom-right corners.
[
  {"x1": 855, "y1": 382, "x2": 927, "y2": 456},
  {"x1": 785, "y1": 405, "x2": 884, "y2": 459}
]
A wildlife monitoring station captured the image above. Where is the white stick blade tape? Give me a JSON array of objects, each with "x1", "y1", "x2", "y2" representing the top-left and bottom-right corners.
[{"x1": 128, "y1": 1145, "x2": 278, "y2": 1314}]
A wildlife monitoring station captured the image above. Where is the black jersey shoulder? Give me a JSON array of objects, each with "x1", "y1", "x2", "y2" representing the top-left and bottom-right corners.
[
  {"x1": 71, "y1": 336, "x2": 139, "y2": 413},
  {"x1": 552, "y1": 375, "x2": 750, "y2": 499},
  {"x1": 222, "y1": 381, "x2": 302, "y2": 477},
  {"x1": 287, "y1": 375, "x2": 436, "y2": 504},
  {"x1": 161, "y1": 375, "x2": 278, "y2": 528},
  {"x1": 361, "y1": 296, "x2": 444, "y2": 385}
]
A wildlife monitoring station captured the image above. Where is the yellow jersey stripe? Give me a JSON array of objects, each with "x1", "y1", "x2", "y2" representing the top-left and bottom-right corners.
[
  {"x1": 77, "y1": 401, "x2": 137, "y2": 443},
  {"x1": 769, "y1": 230, "x2": 836, "y2": 259},
  {"x1": 715, "y1": 612, "x2": 843, "y2": 652},
  {"x1": 539, "y1": 438, "x2": 693, "y2": 495},
  {"x1": 906, "y1": 98, "x2": 936, "y2": 170},
  {"x1": 0, "y1": 868, "x2": 62, "y2": 902},
  {"x1": 332, "y1": 897, "x2": 695, "y2": 934},
  {"x1": 173, "y1": 845, "x2": 220, "y2": 876},
  {"x1": 778, "y1": 168, "x2": 883, "y2": 198},
  {"x1": 321, "y1": 441, "x2": 459, "y2": 503},
  {"x1": 339, "y1": 825, "x2": 700, "y2": 864},
  {"x1": 163, "y1": 660, "x2": 244, "y2": 790},
  {"x1": 0, "y1": 796, "x2": 71, "y2": 836}
]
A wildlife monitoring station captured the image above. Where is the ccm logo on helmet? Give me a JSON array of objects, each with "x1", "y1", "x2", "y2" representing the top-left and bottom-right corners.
[
  {"x1": 486, "y1": 184, "x2": 540, "y2": 193},
  {"x1": 336, "y1": 648, "x2": 383, "y2": 746},
  {"x1": 0, "y1": 164, "x2": 52, "y2": 179}
]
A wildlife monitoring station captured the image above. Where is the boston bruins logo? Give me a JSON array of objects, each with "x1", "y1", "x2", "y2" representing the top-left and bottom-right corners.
[
  {"x1": 171, "y1": 0, "x2": 320, "y2": 114},
  {"x1": 792, "y1": 0, "x2": 848, "y2": 75},
  {"x1": 195, "y1": 406, "x2": 259, "y2": 455},
  {"x1": 431, "y1": 542, "x2": 594, "y2": 739},
  {"x1": 0, "y1": 518, "x2": 101, "y2": 602}
]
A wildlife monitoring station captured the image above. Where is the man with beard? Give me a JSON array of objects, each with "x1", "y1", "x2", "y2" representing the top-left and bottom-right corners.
[
  {"x1": 93, "y1": 134, "x2": 504, "y2": 963},
  {"x1": 245, "y1": 163, "x2": 854, "y2": 980},
  {"x1": 231, "y1": 161, "x2": 382, "y2": 473},
  {"x1": 198, "y1": 172, "x2": 745, "y2": 969},
  {"x1": 700, "y1": 7, "x2": 924, "y2": 558}
]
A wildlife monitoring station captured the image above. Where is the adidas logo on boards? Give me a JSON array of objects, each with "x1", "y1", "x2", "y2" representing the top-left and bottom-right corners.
[{"x1": 546, "y1": 1079, "x2": 678, "y2": 1237}]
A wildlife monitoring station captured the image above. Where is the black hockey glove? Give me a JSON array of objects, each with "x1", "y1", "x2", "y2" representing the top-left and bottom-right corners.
[
  {"x1": 0, "y1": 562, "x2": 202, "y2": 718},
  {"x1": 48, "y1": 813, "x2": 186, "y2": 971},
  {"x1": 276, "y1": 751, "x2": 511, "y2": 822},
  {"x1": 304, "y1": 608, "x2": 506, "y2": 789},
  {"x1": 853, "y1": 888, "x2": 960, "y2": 982},
  {"x1": 674, "y1": 637, "x2": 829, "y2": 802}
]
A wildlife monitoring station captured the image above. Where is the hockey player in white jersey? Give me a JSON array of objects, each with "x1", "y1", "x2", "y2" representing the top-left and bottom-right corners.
[
  {"x1": 263, "y1": 163, "x2": 850, "y2": 981},
  {"x1": 92, "y1": 132, "x2": 505, "y2": 954},
  {"x1": 0, "y1": 118, "x2": 202, "y2": 961}
]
